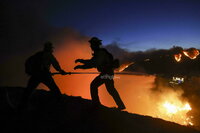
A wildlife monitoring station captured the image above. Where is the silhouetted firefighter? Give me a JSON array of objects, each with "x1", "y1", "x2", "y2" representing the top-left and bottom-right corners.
[
  {"x1": 18, "y1": 42, "x2": 68, "y2": 110},
  {"x1": 74, "y1": 37, "x2": 126, "y2": 110}
]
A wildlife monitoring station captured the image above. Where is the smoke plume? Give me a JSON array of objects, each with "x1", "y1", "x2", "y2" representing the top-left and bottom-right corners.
[{"x1": 106, "y1": 42, "x2": 200, "y2": 128}]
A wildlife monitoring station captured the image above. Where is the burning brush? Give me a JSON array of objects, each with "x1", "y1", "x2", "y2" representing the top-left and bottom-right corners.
[{"x1": 174, "y1": 48, "x2": 199, "y2": 62}]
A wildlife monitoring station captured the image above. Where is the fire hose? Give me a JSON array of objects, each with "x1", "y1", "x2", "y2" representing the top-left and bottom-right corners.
[{"x1": 52, "y1": 72, "x2": 150, "y2": 76}]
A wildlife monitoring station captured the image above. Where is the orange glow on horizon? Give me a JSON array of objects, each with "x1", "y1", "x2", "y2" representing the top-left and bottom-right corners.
[{"x1": 39, "y1": 40, "x2": 195, "y2": 127}]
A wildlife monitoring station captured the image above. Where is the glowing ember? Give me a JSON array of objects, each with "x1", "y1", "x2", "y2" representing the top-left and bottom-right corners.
[
  {"x1": 144, "y1": 59, "x2": 150, "y2": 61},
  {"x1": 183, "y1": 48, "x2": 199, "y2": 59},
  {"x1": 117, "y1": 62, "x2": 134, "y2": 72},
  {"x1": 174, "y1": 54, "x2": 182, "y2": 62}
]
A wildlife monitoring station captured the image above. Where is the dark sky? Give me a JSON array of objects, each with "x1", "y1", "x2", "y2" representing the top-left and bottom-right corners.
[
  {"x1": 2, "y1": 0, "x2": 200, "y2": 52},
  {"x1": 45, "y1": 0, "x2": 200, "y2": 51},
  {"x1": 1, "y1": 0, "x2": 200, "y2": 85}
]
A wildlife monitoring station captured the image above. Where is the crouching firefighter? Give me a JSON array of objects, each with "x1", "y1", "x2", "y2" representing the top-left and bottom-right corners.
[
  {"x1": 18, "y1": 41, "x2": 69, "y2": 110},
  {"x1": 74, "y1": 37, "x2": 126, "y2": 110}
]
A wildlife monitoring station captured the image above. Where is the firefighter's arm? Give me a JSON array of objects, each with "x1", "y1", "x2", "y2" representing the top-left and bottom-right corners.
[
  {"x1": 75, "y1": 59, "x2": 93, "y2": 64},
  {"x1": 74, "y1": 64, "x2": 95, "y2": 70},
  {"x1": 74, "y1": 57, "x2": 95, "y2": 70},
  {"x1": 51, "y1": 54, "x2": 68, "y2": 75}
]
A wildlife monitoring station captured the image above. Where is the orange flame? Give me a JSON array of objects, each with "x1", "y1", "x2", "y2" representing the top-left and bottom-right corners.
[
  {"x1": 183, "y1": 48, "x2": 199, "y2": 59},
  {"x1": 174, "y1": 54, "x2": 182, "y2": 62},
  {"x1": 157, "y1": 89, "x2": 193, "y2": 126},
  {"x1": 117, "y1": 62, "x2": 134, "y2": 72},
  {"x1": 161, "y1": 101, "x2": 193, "y2": 126}
]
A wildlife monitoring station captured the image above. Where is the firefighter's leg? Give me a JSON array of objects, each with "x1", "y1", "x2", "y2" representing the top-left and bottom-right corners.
[
  {"x1": 90, "y1": 75, "x2": 104, "y2": 106},
  {"x1": 105, "y1": 79, "x2": 126, "y2": 110},
  {"x1": 42, "y1": 75, "x2": 62, "y2": 100},
  {"x1": 18, "y1": 76, "x2": 40, "y2": 110}
]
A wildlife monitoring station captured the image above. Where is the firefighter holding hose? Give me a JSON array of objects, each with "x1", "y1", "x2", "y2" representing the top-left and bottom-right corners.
[
  {"x1": 74, "y1": 37, "x2": 126, "y2": 110},
  {"x1": 18, "y1": 41, "x2": 69, "y2": 110}
]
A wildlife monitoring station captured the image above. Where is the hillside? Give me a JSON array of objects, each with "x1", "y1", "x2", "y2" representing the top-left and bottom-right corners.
[{"x1": 0, "y1": 87, "x2": 199, "y2": 133}]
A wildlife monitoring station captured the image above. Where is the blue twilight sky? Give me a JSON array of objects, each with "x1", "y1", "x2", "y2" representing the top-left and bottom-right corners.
[{"x1": 45, "y1": 0, "x2": 200, "y2": 51}]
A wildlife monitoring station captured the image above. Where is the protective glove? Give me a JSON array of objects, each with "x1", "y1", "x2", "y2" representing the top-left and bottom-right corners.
[
  {"x1": 74, "y1": 65, "x2": 82, "y2": 70},
  {"x1": 59, "y1": 70, "x2": 70, "y2": 75}
]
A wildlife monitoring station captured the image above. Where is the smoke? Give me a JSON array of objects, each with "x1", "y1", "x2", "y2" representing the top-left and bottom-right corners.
[
  {"x1": 106, "y1": 42, "x2": 200, "y2": 128},
  {"x1": 106, "y1": 44, "x2": 200, "y2": 76},
  {"x1": 1, "y1": 0, "x2": 49, "y2": 85},
  {"x1": 178, "y1": 77, "x2": 200, "y2": 128},
  {"x1": 0, "y1": 0, "x2": 89, "y2": 86}
]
